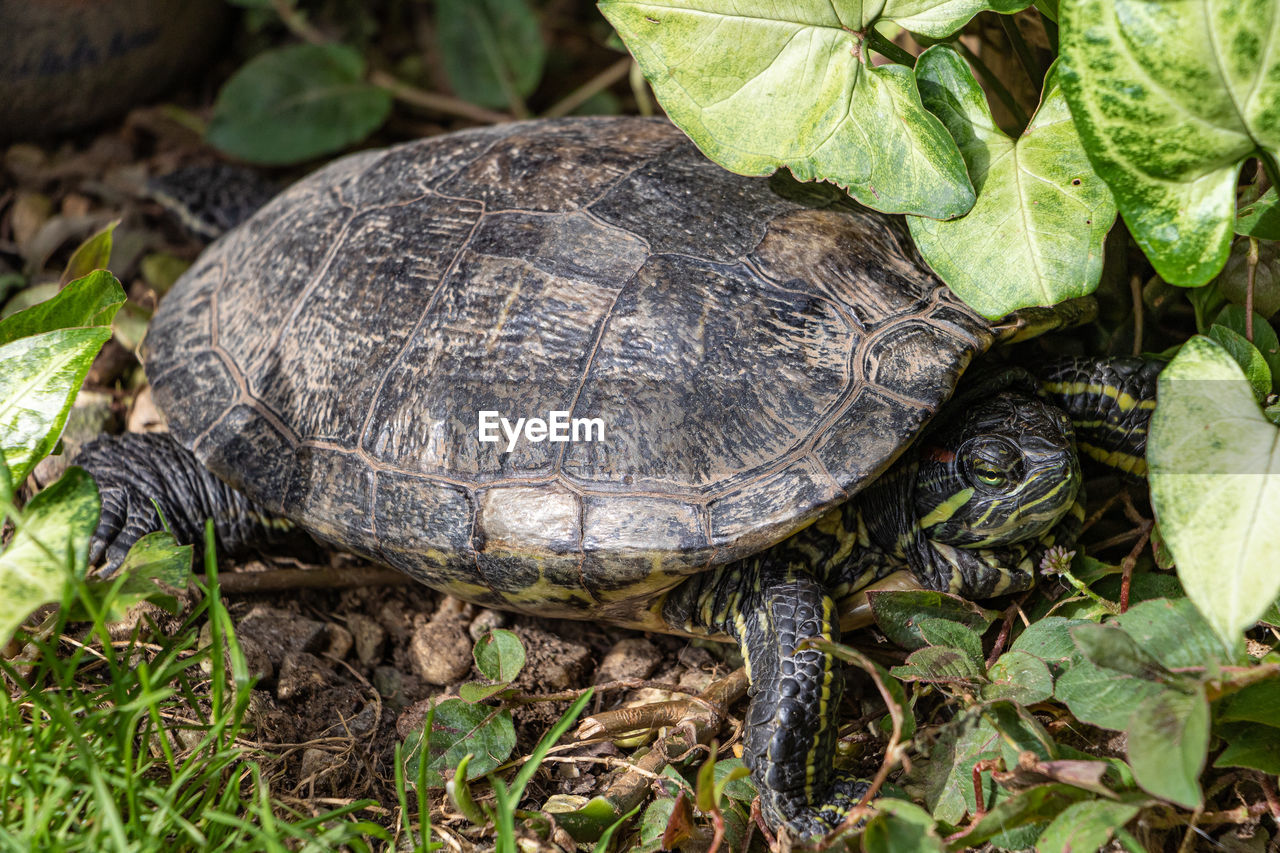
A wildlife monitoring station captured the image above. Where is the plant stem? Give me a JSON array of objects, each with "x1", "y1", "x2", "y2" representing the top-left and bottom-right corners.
[
  {"x1": 865, "y1": 28, "x2": 917, "y2": 67},
  {"x1": 1247, "y1": 236, "x2": 1259, "y2": 342},
  {"x1": 369, "y1": 70, "x2": 512, "y2": 124},
  {"x1": 1038, "y1": 9, "x2": 1059, "y2": 54},
  {"x1": 269, "y1": 0, "x2": 511, "y2": 125},
  {"x1": 544, "y1": 57, "x2": 632, "y2": 118},
  {"x1": 956, "y1": 41, "x2": 1030, "y2": 128},
  {"x1": 999, "y1": 13, "x2": 1044, "y2": 90}
]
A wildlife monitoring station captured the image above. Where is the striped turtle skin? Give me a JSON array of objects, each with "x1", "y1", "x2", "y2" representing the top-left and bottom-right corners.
[{"x1": 75, "y1": 117, "x2": 1158, "y2": 838}]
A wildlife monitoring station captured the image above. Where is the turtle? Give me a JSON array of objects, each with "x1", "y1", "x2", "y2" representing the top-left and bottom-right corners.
[{"x1": 75, "y1": 116, "x2": 1160, "y2": 838}]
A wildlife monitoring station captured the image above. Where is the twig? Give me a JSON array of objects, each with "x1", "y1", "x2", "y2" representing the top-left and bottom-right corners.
[
  {"x1": 196, "y1": 566, "x2": 411, "y2": 594},
  {"x1": 1131, "y1": 273, "x2": 1145, "y2": 356},
  {"x1": 544, "y1": 57, "x2": 632, "y2": 118},
  {"x1": 630, "y1": 63, "x2": 656, "y2": 117},
  {"x1": 1247, "y1": 236, "x2": 1260, "y2": 342},
  {"x1": 272, "y1": 0, "x2": 326, "y2": 44},
  {"x1": 998, "y1": 13, "x2": 1044, "y2": 91},
  {"x1": 1259, "y1": 772, "x2": 1280, "y2": 830},
  {"x1": 369, "y1": 70, "x2": 512, "y2": 125},
  {"x1": 956, "y1": 41, "x2": 1030, "y2": 128}
]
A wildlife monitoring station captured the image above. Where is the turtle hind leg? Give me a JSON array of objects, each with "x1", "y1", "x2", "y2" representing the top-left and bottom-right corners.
[
  {"x1": 664, "y1": 557, "x2": 870, "y2": 837},
  {"x1": 73, "y1": 432, "x2": 304, "y2": 572},
  {"x1": 737, "y1": 569, "x2": 872, "y2": 835}
]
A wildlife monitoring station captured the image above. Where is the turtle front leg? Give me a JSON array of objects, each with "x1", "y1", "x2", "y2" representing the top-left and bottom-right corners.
[
  {"x1": 663, "y1": 557, "x2": 869, "y2": 837},
  {"x1": 74, "y1": 432, "x2": 304, "y2": 571}
]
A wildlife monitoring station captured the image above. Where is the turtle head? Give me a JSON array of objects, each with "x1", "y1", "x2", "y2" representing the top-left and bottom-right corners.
[{"x1": 914, "y1": 392, "x2": 1081, "y2": 549}]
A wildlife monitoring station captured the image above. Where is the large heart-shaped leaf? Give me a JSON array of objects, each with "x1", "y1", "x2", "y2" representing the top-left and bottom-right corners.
[
  {"x1": 599, "y1": 0, "x2": 976, "y2": 218},
  {"x1": 0, "y1": 269, "x2": 124, "y2": 347},
  {"x1": 1058, "y1": 0, "x2": 1280, "y2": 286},
  {"x1": 0, "y1": 327, "x2": 113, "y2": 485},
  {"x1": 907, "y1": 49, "x2": 1116, "y2": 318},
  {"x1": 207, "y1": 44, "x2": 392, "y2": 166},
  {"x1": 887, "y1": 0, "x2": 1032, "y2": 38},
  {"x1": 1148, "y1": 335, "x2": 1280, "y2": 645},
  {"x1": 0, "y1": 467, "x2": 99, "y2": 646}
]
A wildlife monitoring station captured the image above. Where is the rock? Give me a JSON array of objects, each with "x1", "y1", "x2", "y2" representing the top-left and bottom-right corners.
[
  {"x1": 276, "y1": 651, "x2": 330, "y2": 701},
  {"x1": 596, "y1": 638, "x2": 661, "y2": 683},
  {"x1": 347, "y1": 613, "x2": 386, "y2": 666},
  {"x1": 373, "y1": 666, "x2": 404, "y2": 703},
  {"x1": 325, "y1": 623, "x2": 353, "y2": 661},
  {"x1": 198, "y1": 622, "x2": 274, "y2": 683},
  {"x1": 468, "y1": 608, "x2": 507, "y2": 641},
  {"x1": 409, "y1": 614, "x2": 473, "y2": 686},
  {"x1": 299, "y1": 747, "x2": 341, "y2": 783},
  {"x1": 236, "y1": 605, "x2": 328, "y2": 667}
]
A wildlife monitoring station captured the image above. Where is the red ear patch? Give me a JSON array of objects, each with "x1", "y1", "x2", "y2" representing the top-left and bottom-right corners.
[{"x1": 921, "y1": 446, "x2": 955, "y2": 463}]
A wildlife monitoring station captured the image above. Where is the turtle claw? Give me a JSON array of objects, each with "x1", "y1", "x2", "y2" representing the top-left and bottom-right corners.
[{"x1": 77, "y1": 436, "x2": 167, "y2": 574}]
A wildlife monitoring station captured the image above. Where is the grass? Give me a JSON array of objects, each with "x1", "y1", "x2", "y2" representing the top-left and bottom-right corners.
[{"x1": 0, "y1": 525, "x2": 395, "y2": 852}]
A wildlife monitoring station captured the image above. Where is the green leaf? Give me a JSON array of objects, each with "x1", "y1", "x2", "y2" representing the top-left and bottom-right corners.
[
  {"x1": 921, "y1": 715, "x2": 1000, "y2": 823},
  {"x1": 1035, "y1": 799, "x2": 1141, "y2": 853},
  {"x1": 1009, "y1": 616, "x2": 1092, "y2": 677},
  {"x1": 1115, "y1": 597, "x2": 1234, "y2": 670},
  {"x1": 1148, "y1": 335, "x2": 1280, "y2": 645},
  {"x1": 1213, "y1": 305, "x2": 1280, "y2": 389},
  {"x1": 1069, "y1": 622, "x2": 1171, "y2": 681},
  {"x1": 404, "y1": 699, "x2": 516, "y2": 788},
  {"x1": 945, "y1": 784, "x2": 1090, "y2": 851},
  {"x1": 0, "y1": 467, "x2": 99, "y2": 646},
  {"x1": 70, "y1": 531, "x2": 192, "y2": 622},
  {"x1": 1208, "y1": 324, "x2": 1271, "y2": 401},
  {"x1": 436, "y1": 0, "x2": 545, "y2": 110},
  {"x1": 1126, "y1": 685, "x2": 1209, "y2": 808},
  {"x1": 460, "y1": 630, "x2": 525, "y2": 703},
  {"x1": 0, "y1": 327, "x2": 113, "y2": 485},
  {"x1": 1237, "y1": 187, "x2": 1280, "y2": 240},
  {"x1": 59, "y1": 221, "x2": 117, "y2": 285},
  {"x1": 473, "y1": 628, "x2": 526, "y2": 683},
  {"x1": 1058, "y1": 0, "x2": 1280, "y2": 286},
  {"x1": 1216, "y1": 678, "x2": 1280, "y2": 727},
  {"x1": 863, "y1": 799, "x2": 945, "y2": 853},
  {"x1": 918, "y1": 616, "x2": 984, "y2": 665},
  {"x1": 891, "y1": 645, "x2": 985, "y2": 685},
  {"x1": 907, "y1": 50, "x2": 1116, "y2": 318},
  {"x1": 868, "y1": 588, "x2": 997, "y2": 650},
  {"x1": 0, "y1": 270, "x2": 125, "y2": 347},
  {"x1": 886, "y1": 1, "x2": 1033, "y2": 39},
  {"x1": 0, "y1": 455, "x2": 11, "y2": 513},
  {"x1": 1214, "y1": 722, "x2": 1280, "y2": 774},
  {"x1": 207, "y1": 44, "x2": 392, "y2": 166},
  {"x1": 983, "y1": 650, "x2": 1053, "y2": 704},
  {"x1": 599, "y1": 0, "x2": 975, "y2": 219}
]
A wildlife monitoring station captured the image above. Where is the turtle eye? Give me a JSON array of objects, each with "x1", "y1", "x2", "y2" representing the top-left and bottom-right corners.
[{"x1": 961, "y1": 438, "x2": 1023, "y2": 491}]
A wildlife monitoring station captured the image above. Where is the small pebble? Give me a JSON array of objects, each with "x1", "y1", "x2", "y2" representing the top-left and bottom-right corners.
[
  {"x1": 325, "y1": 623, "x2": 353, "y2": 660},
  {"x1": 347, "y1": 613, "x2": 386, "y2": 666},
  {"x1": 237, "y1": 605, "x2": 328, "y2": 666},
  {"x1": 409, "y1": 614, "x2": 473, "y2": 685},
  {"x1": 468, "y1": 608, "x2": 507, "y2": 641},
  {"x1": 596, "y1": 638, "x2": 661, "y2": 683},
  {"x1": 276, "y1": 651, "x2": 330, "y2": 700},
  {"x1": 373, "y1": 666, "x2": 403, "y2": 702}
]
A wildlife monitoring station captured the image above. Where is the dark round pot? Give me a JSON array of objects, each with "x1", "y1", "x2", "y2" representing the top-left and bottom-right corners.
[{"x1": 0, "y1": 0, "x2": 228, "y2": 142}]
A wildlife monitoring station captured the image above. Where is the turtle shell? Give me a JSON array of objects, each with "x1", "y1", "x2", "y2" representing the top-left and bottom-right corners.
[{"x1": 143, "y1": 116, "x2": 993, "y2": 622}]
